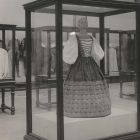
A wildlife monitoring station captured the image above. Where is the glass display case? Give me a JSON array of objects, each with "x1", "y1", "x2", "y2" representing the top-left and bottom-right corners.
[
  {"x1": 0, "y1": 24, "x2": 16, "y2": 80},
  {"x1": 0, "y1": 24, "x2": 16, "y2": 115},
  {"x1": 23, "y1": 0, "x2": 140, "y2": 140}
]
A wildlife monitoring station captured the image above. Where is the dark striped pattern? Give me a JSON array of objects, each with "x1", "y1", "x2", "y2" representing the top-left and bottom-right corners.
[
  {"x1": 79, "y1": 38, "x2": 93, "y2": 57},
  {"x1": 66, "y1": 57, "x2": 104, "y2": 81}
]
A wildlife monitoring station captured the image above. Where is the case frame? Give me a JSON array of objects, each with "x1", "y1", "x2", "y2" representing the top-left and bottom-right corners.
[{"x1": 23, "y1": 0, "x2": 140, "y2": 140}]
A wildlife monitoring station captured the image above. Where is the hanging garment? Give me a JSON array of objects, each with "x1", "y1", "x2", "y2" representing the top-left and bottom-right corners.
[
  {"x1": 0, "y1": 48, "x2": 9, "y2": 79},
  {"x1": 121, "y1": 34, "x2": 129, "y2": 72},
  {"x1": 127, "y1": 38, "x2": 135, "y2": 71},
  {"x1": 109, "y1": 43, "x2": 119, "y2": 76},
  {"x1": 7, "y1": 49, "x2": 13, "y2": 77},
  {"x1": 63, "y1": 34, "x2": 111, "y2": 118}
]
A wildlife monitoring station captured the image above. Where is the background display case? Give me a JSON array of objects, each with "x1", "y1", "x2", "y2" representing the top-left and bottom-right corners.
[
  {"x1": 23, "y1": 0, "x2": 140, "y2": 140},
  {"x1": 0, "y1": 24, "x2": 16, "y2": 115}
]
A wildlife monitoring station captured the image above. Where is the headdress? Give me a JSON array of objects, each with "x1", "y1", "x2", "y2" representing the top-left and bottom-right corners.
[{"x1": 77, "y1": 16, "x2": 88, "y2": 29}]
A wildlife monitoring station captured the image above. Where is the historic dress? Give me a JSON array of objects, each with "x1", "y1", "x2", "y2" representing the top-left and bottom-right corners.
[
  {"x1": 0, "y1": 48, "x2": 9, "y2": 79},
  {"x1": 63, "y1": 33, "x2": 111, "y2": 118}
]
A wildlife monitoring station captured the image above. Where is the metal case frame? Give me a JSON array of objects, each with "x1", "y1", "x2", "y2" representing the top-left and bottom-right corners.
[{"x1": 23, "y1": 1, "x2": 140, "y2": 140}]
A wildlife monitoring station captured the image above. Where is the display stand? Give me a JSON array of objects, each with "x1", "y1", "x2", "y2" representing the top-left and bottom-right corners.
[
  {"x1": 0, "y1": 81, "x2": 15, "y2": 115},
  {"x1": 119, "y1": 71, "x2": 136, "y2": 98},
  {"x1": 33, "y1": 108, "x2": 137, "y2": 140},
  {"x1": 35, "y1": 75, "x2": 56, "y2": 110},
  {"x1": 0, "y1": 24, "x2": 16, "y2": 115}
]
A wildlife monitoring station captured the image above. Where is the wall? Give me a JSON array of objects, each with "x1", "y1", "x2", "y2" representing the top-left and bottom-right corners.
[
  {"x1": 0, "y1": 0, "x2": 34, "y2": 26},
  {"x1": 105, "y1": 12, "x2": 135, "y2": 30}
]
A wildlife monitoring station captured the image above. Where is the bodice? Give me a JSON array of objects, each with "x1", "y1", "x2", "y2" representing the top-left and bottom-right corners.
[{"x1": 79, "y1": 38, "x2": 93, "y2": 57}]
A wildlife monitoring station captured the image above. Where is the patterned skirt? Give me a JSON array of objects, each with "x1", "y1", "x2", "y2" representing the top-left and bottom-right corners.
[{"x1": 64, "y1": 57, "x2": 111, "y2": 118}]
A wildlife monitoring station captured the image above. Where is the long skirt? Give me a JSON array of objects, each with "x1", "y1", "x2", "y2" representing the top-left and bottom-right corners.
[{"x1": 64, "y1": 57, "x2": 111, "y2": 118}]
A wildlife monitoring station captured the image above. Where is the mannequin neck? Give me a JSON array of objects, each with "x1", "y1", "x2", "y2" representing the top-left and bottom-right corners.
[
  {"x1": 79, "y1": 29, "x2": 87, "y2": 35},
  {"x1": 79, "y1": 28, "x2": 89, "y2": 39}
]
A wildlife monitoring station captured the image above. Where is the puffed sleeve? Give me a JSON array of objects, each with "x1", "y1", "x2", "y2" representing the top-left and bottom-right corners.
[
  {"x1": 63, "y1": 32, "x2": 78, "y2": 64},
  {"x1": 91, "y1": 36, "x2": 104, "y2": 63}
]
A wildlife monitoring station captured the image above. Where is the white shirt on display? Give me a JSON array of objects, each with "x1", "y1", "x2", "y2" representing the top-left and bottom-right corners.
[{"x1": 0, "y1": 48, "x2": 9, "y2": 79}]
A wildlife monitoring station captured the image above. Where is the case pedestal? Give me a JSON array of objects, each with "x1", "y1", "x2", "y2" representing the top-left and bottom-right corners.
[
  {"x1": 0, "y1": 81, "x2": 15, "y2": 115},
  {"x1": 33, "y1": 108, "x2": 137, "y2": 140}
]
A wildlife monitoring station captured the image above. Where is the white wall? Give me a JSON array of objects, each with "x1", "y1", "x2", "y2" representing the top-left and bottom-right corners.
[
  {"x1": 0, "y1": 0, "x2": 34, "y2": 26},
  {"x1": 105, "y1": 12, "x2": 136, "y2": 30}
]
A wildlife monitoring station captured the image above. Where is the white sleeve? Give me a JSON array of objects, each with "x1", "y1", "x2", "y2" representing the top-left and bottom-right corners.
[
  {"x1": 63, "y1": 34, "x2": 78, "y2": 64},
  {"x1": 91, "y1": 36, "x2": 104, "y2": 61}
]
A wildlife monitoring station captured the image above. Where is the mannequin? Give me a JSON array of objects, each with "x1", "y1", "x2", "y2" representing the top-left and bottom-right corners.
[
  {"x1": 7, "y1": 39, "x2": 20, "y2": 77},
  {"x1": 63, "y1": 17, "x2": 111, "y2": 118},
  {"x1": 0, "y1": 41, "x2": 9, "y2": 79}
]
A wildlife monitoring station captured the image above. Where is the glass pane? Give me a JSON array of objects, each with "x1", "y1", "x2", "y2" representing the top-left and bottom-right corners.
[
  {"x1": 63, "y1": 12, "x2": 137, "y2": 140},
  {"x1": 0, "y1": 29, "x2": 16, "y2": 80},
  {"x1": 31, "y1": 5, "x2": 57, "y2": 140}
]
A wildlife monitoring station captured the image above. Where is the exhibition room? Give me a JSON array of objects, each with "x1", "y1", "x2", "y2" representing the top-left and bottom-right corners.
[{"x1": 0, "y1": 0, "x2": 140, "y2": 140}]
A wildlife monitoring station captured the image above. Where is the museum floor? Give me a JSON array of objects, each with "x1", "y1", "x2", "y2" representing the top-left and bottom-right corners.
[{"x1": 0, "y1": 82, "x2": 137, "y2": 140}]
